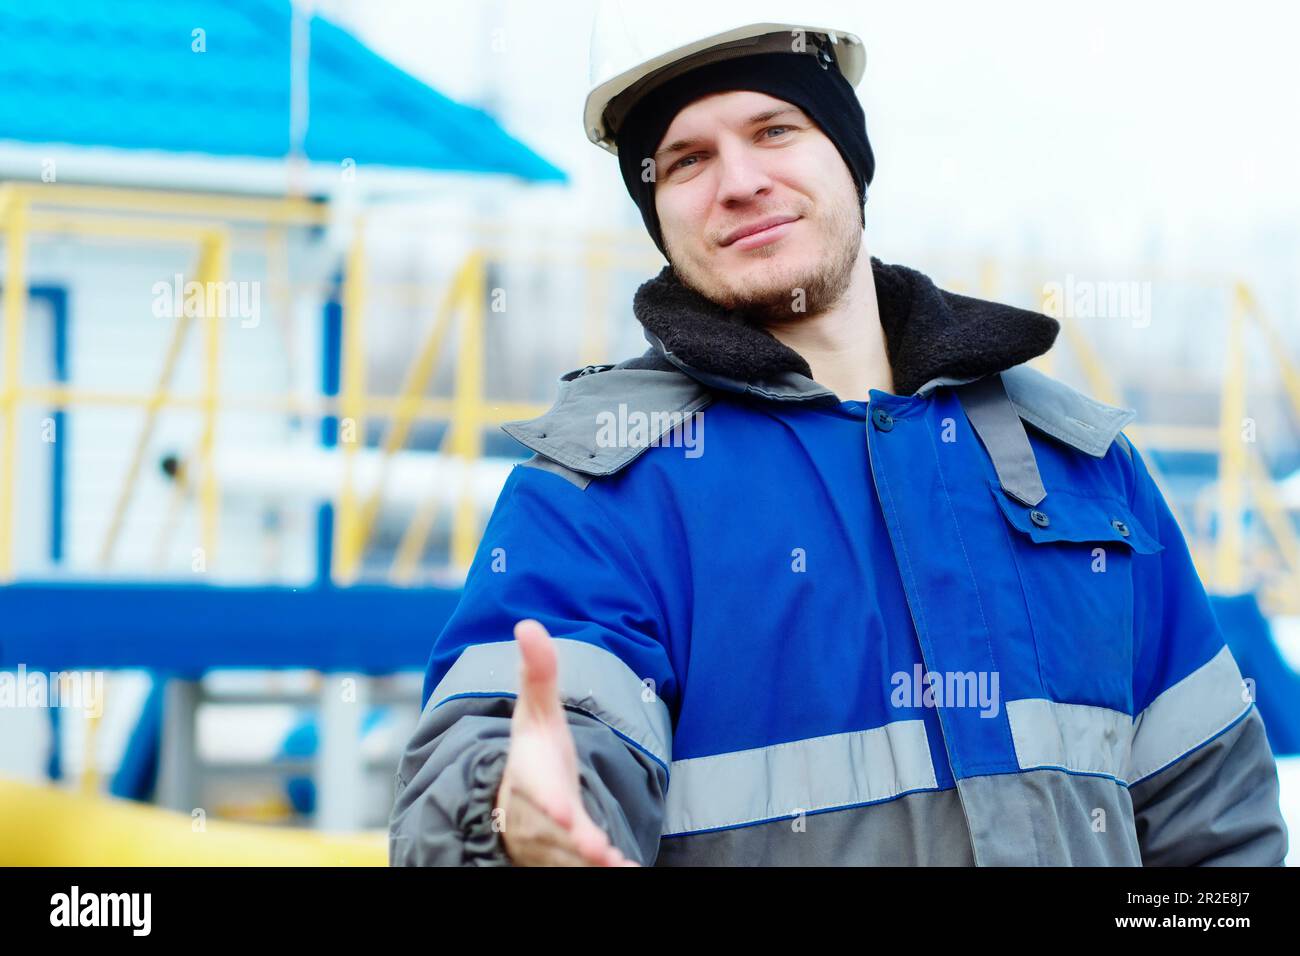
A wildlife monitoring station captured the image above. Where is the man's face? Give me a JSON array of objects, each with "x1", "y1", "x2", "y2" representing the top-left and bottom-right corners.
[{"x1": 652, "y1": 89, "x2": 862, "y2": 321}]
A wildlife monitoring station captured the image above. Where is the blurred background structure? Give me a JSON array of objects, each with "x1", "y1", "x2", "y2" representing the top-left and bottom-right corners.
[{"x1": 0, "y1": 0, "x2": 1298, "y2": 864}]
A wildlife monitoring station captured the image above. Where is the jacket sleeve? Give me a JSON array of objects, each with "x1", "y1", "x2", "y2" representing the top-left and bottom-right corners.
[
  {"x1": 1122, "y1": 436, "x2": 1289, "y2": 865},
  {"x1": 388, "y1": 462, "x2": 677, "y2": 867}
]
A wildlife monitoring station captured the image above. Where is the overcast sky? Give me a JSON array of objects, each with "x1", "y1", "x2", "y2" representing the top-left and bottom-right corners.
[{"x1": 319, "y1": 0, "x2": 1300, "y2": 282}]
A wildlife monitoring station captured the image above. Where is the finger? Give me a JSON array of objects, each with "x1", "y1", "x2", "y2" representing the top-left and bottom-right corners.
[
  {"x1": 601, "y1": 844, "x2": 629, "y2": 867},
  {"x1": 564, "y1": 808, "x2": 624, "y2": 866},
  {"x1": 513, "y1": 619, "x2": 563, "y2": 724}
]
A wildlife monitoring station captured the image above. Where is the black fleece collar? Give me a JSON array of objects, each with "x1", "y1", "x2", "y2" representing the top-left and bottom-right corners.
[{"x1": 631, "y1": 256, "x2": 1060, "y2": 398}]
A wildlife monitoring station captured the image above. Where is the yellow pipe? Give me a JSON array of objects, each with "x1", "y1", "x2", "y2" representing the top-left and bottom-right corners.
[
  {"x1": 0, "y1": 194, "x2": 29, "y2": 582},
  {"x1": 153, "y1": 453, "x2": 193, "y2": 569},
  {"x1": 978, "y1": 258, "x2": 1000, "y2": 299},
  {"x1": 0, "y1": 778, "x2": 385, "y2": 866},
  {"x1": 21, "y1": 183, "x2": 669, "y2": 265},
  {"x1": 14, "y1": 182, "x2": 328, "y2": 226},
  {"x1": 390, "y1": 415, "x2": 456, "y2": 585},
  {"x1": 1214, "y1": 283, "x2": 1250, "y2": 593},
  {"x1": 1034, "y1": 280, "x2": 1056, "y2": 377},
  {"x1": 1056, "y1": 316, "x2": 1122, "y2": 407},
  {"x1": 333, "y1": 223, "x2": 369, "y2": 583},
  {"x1": 450, "y1": 252, "x2": 486, "y2": 572},
  {"x1": 1244, "y1": 287, "x2": 1300, "y2": 429},
  {"x1": 196, "y1": 232, "x2": 229, "y2": 567},
  {"x1": 353, "y1": 259, "x2": 464, "y2": 559},
  {"x1": 27, "y1": 213, "x2": 224, "y2": 244},
  {"x1": 1032, "y1": 306, "x2": 1204, "y2": 544},
  {"x1": 81, "y1": 681, "x2": 104, "y2": 796},
  {"x1": 16, "y1": 384, "x2": 544, "y2": 423},
  {"x1": 1245, "y1": 448, "x2": 1300, "y2": 596},
  {"x1": 390, "y1": 496, "x2": 440, "y2": 585},
  {"x1": 97, "y1": 301, "x2": 198, "y2": 567}
]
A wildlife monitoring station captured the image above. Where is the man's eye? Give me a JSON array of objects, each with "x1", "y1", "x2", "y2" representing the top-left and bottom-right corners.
[
  {"x1": 762, "y1": 126, "x2": 792, "y2": 139},
  {"x1": 668, "y1": 155, "x2": 699, "y2": 173}
]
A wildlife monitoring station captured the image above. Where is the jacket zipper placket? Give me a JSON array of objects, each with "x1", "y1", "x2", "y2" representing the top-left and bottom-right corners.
[{"x1": 863, "y1": 395, "x2": 982, "y2": 866}]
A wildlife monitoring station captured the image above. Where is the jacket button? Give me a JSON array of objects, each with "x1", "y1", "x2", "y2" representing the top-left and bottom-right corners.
[
  {"x1": 1111, "y1": 518, "x2": 1130, "y2": 537},
  {"x1": 871, "y1": 407, "x2": 894, "y2": 431},
  {"x1": 1029, "y1": 509, "x2": 1050, "y2": 528}
]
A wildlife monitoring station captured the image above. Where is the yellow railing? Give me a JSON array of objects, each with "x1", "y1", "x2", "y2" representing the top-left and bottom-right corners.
[
  {"x1": 1037, "y1": 270, "x2": 1300, "y2": 610},
  {"x1": 0, "y1": 185, "x2": 28, "y2": 581},
  {"x1": 4, "y1": 181, "x2": 1297, "y2": 603},
  {"x1": 0, "y1": 183, "x2": 649, "y2": 584}
]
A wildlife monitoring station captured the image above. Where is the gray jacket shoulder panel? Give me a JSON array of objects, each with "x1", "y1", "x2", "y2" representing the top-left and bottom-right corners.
[
  {"x1": 502, "y1": 352, "x2": 712, "y2": 480},
  {"x1": 998, "y1": 363, "x2": 1137, "y2": 459},
  {"x1": 520, "y1": 452, "x2": 592, "y2": 490},
  {"x1": 504, "y1": 355, "x2": 1137, "y2": 481}
]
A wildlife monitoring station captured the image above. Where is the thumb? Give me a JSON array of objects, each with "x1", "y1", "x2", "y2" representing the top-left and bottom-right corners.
[{"x1": 513, "y1": 618, "x2": 563, "y2": 724}]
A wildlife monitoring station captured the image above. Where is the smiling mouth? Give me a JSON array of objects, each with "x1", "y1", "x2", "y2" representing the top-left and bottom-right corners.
[
  {"x1": 721, "y1": 215, "x2": 799, "y2": 246},
  {"x1": 721, "y1": 216, "x2": 801, "y2": 251}
]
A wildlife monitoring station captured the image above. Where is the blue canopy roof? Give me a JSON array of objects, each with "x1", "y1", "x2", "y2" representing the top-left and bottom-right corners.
[{"x1": 0, "y1": 0, "x2": 565, "y2": 182}]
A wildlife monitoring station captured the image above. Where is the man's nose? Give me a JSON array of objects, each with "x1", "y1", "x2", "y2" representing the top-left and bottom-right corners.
[{"x1": 714, "y1": 139, "x2": 774, "y2": 207}]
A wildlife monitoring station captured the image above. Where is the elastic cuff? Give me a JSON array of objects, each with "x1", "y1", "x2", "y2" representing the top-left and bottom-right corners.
[{"x1": 460, "y1": 744, "x2": 513, "y2": 866}]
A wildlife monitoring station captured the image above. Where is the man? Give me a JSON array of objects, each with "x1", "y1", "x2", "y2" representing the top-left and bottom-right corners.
[{"x1": 389, "y1": 6, "x2": 1289, "y2": 866}]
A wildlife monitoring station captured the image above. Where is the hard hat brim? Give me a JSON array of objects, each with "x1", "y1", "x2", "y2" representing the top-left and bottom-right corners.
[{"x1": 584, "y1": 23, "x2": 865, "y2": 155}]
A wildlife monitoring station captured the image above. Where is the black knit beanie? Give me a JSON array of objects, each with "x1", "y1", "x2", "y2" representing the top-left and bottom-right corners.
[{"x1": 613, "y1": 49, "x2": 875, "y2": 258}]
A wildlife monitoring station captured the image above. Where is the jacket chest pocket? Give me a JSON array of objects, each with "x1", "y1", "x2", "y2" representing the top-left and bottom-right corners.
[{"x1": 988, "y1": 480, "x2": 1163, "y2": 710}]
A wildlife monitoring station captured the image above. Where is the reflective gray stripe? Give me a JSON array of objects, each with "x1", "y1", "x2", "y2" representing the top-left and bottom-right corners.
[
  {"x1": 1129, "y1": 644, "x2": 1250, "y2": 783},
  {"x1": 1005, "y1": 645, "x2": 1250, "y2": 785},
  {"x1": 427, "y1": 638, "x2": 672, "y2": 768},
  {"x1": 662, "y1": 719, "x2": 937, "y2": 837},
  {"x1": 1006, "y1": 698, "x2": 1133, "y2": 780},
  {"x1": 957, "y1": 373, "x2": 1047, "y2": 507}
]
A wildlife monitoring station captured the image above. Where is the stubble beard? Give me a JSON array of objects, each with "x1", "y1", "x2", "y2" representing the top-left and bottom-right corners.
[{"x1": 669, "y1": 199, "x2": 863, "y2": 325}]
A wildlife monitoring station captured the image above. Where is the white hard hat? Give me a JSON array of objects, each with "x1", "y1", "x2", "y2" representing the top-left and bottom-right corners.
[{"x1": 585, "y1": 0, "x2": 866, "y2": 154}]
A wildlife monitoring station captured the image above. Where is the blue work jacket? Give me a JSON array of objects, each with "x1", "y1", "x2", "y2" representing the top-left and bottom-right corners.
[{"x1": 391, "y1": 258, "x2": 1288, "y2": 866}]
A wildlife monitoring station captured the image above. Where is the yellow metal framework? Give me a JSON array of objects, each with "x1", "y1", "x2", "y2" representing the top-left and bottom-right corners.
[
  {"x1": 0, "y1": 183, "x2": 633, "y2": 585},
  {"x1": 1039, "y1": 273, "x2": 1300, "y2": 611},
  {"x1": 2, "y1": 182, "x2": 1297, "y2": 610}
]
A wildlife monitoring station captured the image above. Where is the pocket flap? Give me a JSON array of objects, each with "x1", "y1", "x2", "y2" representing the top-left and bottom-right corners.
[{"x1": 989, "y1": 480, "x2": 1164, "y2": 554}]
